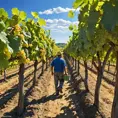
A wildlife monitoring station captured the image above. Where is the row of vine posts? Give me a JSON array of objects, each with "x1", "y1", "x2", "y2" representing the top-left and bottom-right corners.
[
  {"x1": 17, "y1": 57, "x2": 52, "y2": 116},
  {"x1": 65, "y1": 52, "x2": 118, "y2": 118}
]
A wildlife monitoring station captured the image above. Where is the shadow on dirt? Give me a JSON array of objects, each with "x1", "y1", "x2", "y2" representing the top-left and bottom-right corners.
[
  {"x1": 26, "y1": 93, "x2": 62, "y2": 106},
  {"x1": 24, "y1": 93, "x2": 62, "y2": 118},
  {"x1": 65, "y1": 56, "x2": 102, "y2": 118},
  {"x1": 56, "y1": 106, "x2": 78, "y2": 118}
]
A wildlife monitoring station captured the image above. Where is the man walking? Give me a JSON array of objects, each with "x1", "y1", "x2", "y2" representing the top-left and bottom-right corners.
[{"x1": 51, "y1": 52, "x2": 67, "y2": 96}]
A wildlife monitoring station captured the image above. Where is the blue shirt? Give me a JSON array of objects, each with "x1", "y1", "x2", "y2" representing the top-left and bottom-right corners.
[{"x1": 51, "y1": 57, "x2": 66, "y2": 72}]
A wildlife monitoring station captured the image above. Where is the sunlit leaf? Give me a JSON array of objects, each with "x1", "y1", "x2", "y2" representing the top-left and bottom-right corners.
[
  {"x1": 69, "y1": 24, "x2": 74, "y2": 30},
  {"x1": 12, "y1": 8, "x2": 19, "y2": 15},
  {"x1": 19, "y1": 11, "x2": 27, "y2": 20},
  {"x1": 38, "y1": 18, "x2": 46, "y2": 26},
  {"x1": 68, "y1": 10, "x2": 74, "y2": 18},
  {"x1": 0, "y1": 8, "x2": 8, "y2": 18},
  {"x1": 31, "y1": 12, "x2": 39, "y2": 18},
  {"x1": 0, "y1": 32, "x2": 9, "y2": 44},
  {"x1": 0, "y1": 21, "x2": 5, "y2": 32},
  {"x1": 73, "y1": 0, "x2": 84, "y2": 9}
]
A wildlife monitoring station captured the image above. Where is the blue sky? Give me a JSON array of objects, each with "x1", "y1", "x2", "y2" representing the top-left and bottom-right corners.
[{"x1": 0, "y1": 0, "x2": 79, "y2": 43}]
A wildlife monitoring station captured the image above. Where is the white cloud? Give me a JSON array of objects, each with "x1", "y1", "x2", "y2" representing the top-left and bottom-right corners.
[
  {"x1": 44, "y1": 19, "x2": 79, "y2": 33},
  {"x1": 39, "y1": 7, "x2": 80, "y2": 15},
  {"x1": 39, "y1": 9, "x2": 53, "y2": 15},
  {"x1": 43, "y1": 19, "x2": 79, "y2": 43}
]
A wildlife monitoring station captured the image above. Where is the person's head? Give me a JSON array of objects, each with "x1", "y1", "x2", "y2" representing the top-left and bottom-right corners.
[{"x1": 57, "y1": 52, "x2": 63, "y2": 58}]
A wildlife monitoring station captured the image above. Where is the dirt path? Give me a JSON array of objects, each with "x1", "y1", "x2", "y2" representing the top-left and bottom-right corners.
[
  {"x1": 0, "y1": 58, "x2": 112, "y2": 118},
  {"x1": 24, "y1": 69, "x2": 83, "y2": 118}
]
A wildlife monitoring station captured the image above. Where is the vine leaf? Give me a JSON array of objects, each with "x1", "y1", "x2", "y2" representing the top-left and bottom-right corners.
[
  {"x1": 68, "y1": 10, "x2": 74, "y2": 18},
  {"x1": 0, "y1": 8, "x2": 8, "y2": 18},
  {"x1": 12, "y1": 8, "x2": 19, "y2": 15},
  {"x1": 38, "y1": 18, "x2": 46, "y2": 26},
  {"x1": 73, "y1": 0, "x2": 84, "y2": 9},
  {"x1": 19, "y1": 11, "x2": 27, "y2": 20},
  {"x1": 31, "y1": 12, "x2": 39, "y2": 18},
  {"x1": 101, "y1": 1, "x2": 118, "y2": 31}
]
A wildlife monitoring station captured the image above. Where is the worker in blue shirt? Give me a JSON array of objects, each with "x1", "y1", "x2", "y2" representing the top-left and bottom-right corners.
[{"x1": 51, "y1": 52, "x2": 67, "y2": 96}]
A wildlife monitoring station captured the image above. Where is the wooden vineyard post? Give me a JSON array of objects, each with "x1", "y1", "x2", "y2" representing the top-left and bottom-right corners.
[
  {"x1": 33, "y1": 60, "x2": 38, "y2": 86},
  {"x1": 111, "y1": 51, "x2": 118, "y2": 118},
  {"x1": 41, "y1": 60, "x2": 44, "y2": 75},
  {"x1": 94, "y1": 61, "x2": 103, "y2": 108},
  {"x1": 108, "y1": 61, "x2": 110, "y2": 71},
  {"x1": 46, "y1": 58, "x2": 48, "y2": 70},
  {"x1": 94, "y1": 47, "x2": 112, "y2": 108},
  {"x1": 4, "y1": 69, "x2": 6, "y2": 81},
  {"x1": 75, "y1": 59, "x2": 77, "y2": 70},
  {"x1": 17, "y1": 63, "x2": 25, "y2": 116},
  {"x1": 84, "y1": 61, "x2": 89, "y2": 91}
]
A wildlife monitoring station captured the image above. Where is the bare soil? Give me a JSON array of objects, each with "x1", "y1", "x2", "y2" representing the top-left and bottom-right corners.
[
  {"x1": 0, "y1": 58, "x2": 114, "y2": 118},
  {"x1": 78, "y1": 63, "x2": 114, "y2": 118}
]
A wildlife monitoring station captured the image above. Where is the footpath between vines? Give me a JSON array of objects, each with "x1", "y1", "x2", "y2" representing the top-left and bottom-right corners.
[
  {"x1": 0, "y1": 56, "x2": 112, "y2": 118},
  {"x1": 23, "y1": 56, "x2": 106, "y2": 118},
  {"x1": 23, "y1": 68, "x2": 83, "y2": 118}
]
